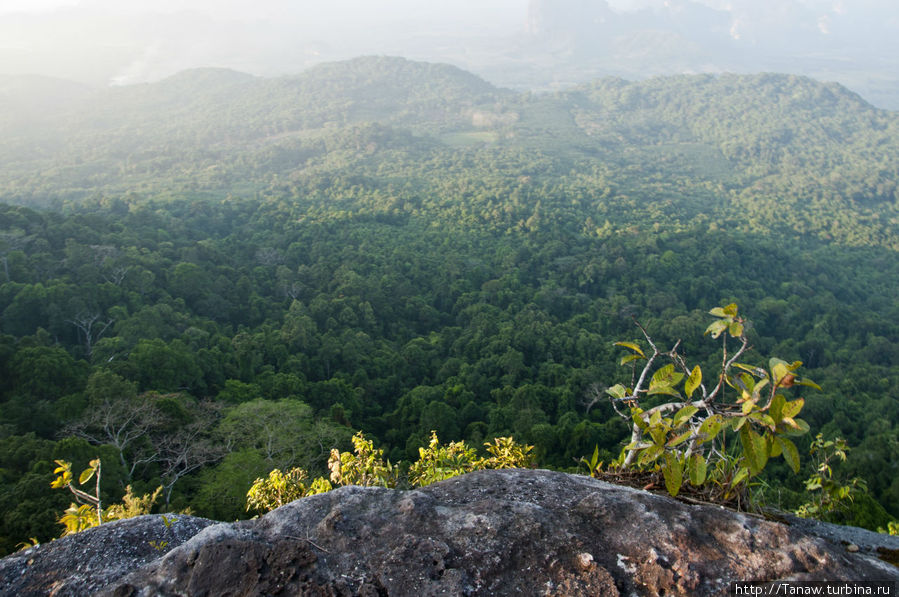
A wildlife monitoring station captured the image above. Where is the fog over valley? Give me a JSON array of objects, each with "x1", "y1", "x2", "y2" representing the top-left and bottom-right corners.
[{"x1": 1, "y1": 0, "x2": 898, "y2": 108}]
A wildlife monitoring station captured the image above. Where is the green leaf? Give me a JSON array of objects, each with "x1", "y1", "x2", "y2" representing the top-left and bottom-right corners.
[
  {"x1": 723, "y1": 303, "x2": 738, "y2": 317},
  {"x1": 728, "y1": 321, "x2": 744, "y2": 337},
  {"x1": 649, "y1": 366, "x2": 684, "y2": 398},
  {"x1": 79, "y1": 467, "x2": 96, "y2": 485},
  {"x1": 769, "y1": 358, "x2": 802, "y2": 387},
  {"x1": 684, "y1": 365, "x2": 702, "y2": 399},
  {"x1": 795, "y1": 378, "x2": 821, "y2": 391},
  {"x1": 726, "y1": 373, "x2": 747, "y2": 397},
  {"x1": 650, "y1": 364, "x2": 683, "y2": 388},
  {"x1": 632, "y1": 409, "x2": 648, "y2": 431},
  {"x1": 778, "y1": 437, "x2": 801, "y2": 473},
  {"x1": 662, "y1": 452, "x2": 683, "y2": 497},
  {"x1": 688, "y1": 453, "x2": 707, "y2": 486},
  {"x1": 741, "y1": 398, "x2": 755, "y2": 415},
  {"x1": 783, "y1": 418, "x2": 810, "y2": 437},
  {"x1": 769, "y1": 435, "x2": 782, "y2": 458},
  {"x1": 620, "y1": 353, "x2": 644, "y2": 366},
  {"x1": 647, "y1": 386, "x2": 682, "y2": 398},
  {"x1": 731, "y1": 466, "x2": 750, "y2": 487},
  {"x1": 781, "y1": 398, "x2": 804, "y2": 418},
  {"x1": 769, "y1": 394, "x2": 786, "y2": 423},
  {"x1": 697, "y1": 415, "x2": 723, "y2": 444},
  {"x1": 747, "y1": 412, "x2": 776, "y2": 430},
  {"x1": 649, "y1": 425, "x2": 668, "y2": 447},
  {"x1": 739, "y1": 425, "x2": 768, "y2": 475},
  {"x1": 606, "y1": 384, "x2": 627, "y2": 400},
  {"x1": 733, "y1": 363, "x2": 767, "y2": 378},
  {"x1": 614, "y1": 341, "x2": 645, "y2": 358},
  {"x1": 673, "y1": 405, "x2": 698, "y2": 427},
  {"x1": 667, "y1": 429, "x2": 693, "y2": 448},
  {"x1": 704, "y1": 320, "x2": 728, "y2": 338},
  {"x1": 50, "y1": 475, "x2": 69, "y2": 489},
  {"x1": 649, "y1": 410, "x2": 663, "y2": 427},
  {"x1": 751, "y1": 378, "x2": 769, "y2": 401},
  {"x1": 708, "y1": 306, "x2": 727, "y2": 317},
  {"x1": 638, "y1": 444, "x2": 664, "y2": 466},
  {"x1": 624, "y1": 441, "x2": 653, "y2": 451}
]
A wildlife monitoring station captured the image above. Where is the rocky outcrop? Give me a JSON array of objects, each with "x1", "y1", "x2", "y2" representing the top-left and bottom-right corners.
[
  {"x1": 0, "y1": 514, "x2": 216, "y2": 596},
  {"x1": 3, "y1": 469, "x2": 898, "y2": 596}
]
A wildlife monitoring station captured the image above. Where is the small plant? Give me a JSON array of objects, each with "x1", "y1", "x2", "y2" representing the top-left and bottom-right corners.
[
  {"x1": 16, "y1": 538, "x2": 40, "y2": 551},
  {"x1": 408, "y1": 431, "x2": 480, "y2": 487},
  {"x1": 51, "y1": 459, "x2": 103, "y2": 534},
  {"x1": 147, "y1": 513, "x2": 178, "y2": 552},
  {"x1": 796, "y1": 434, "x2": 866, "y2": 520},
  {"x1": 52, "y1": 458, "x2": 162, "y2": 536},
  {"x1": 482, "y1": 436, "x2": 536, "y2": 469},
  {"x1": 879, "y1": 521, "x2": 899, "y2": 536},
  {"x1": 409, "y1": 432, "x2": 536, "y2": 487},
  {"x1": 580, "y1": 445, "x2": 605, "y2": 477},
  {"x1": 245, "y1": 432, "x2": 537, "y2": 512},
  {"x1": 246, "y1": 468, "x2": 333, "y2": 513},
  {"x1": 105, "y1": 486, "x2": 162, "y2": 522},
  {"x1": 603, "y1": 303, "x2": 817, "y2": 507},
  {"x1": 148, "y1": 540, "x2": 169, "y2": 551},
  {"x1": 328, "y1": 432, "x2": 398, "y2": 488}
]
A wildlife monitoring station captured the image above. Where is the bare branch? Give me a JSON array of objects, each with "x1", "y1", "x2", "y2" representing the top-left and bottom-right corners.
[
  {"x1": 582, "y1": 382, "x2": 606, "y2": 415},
  {"x1": 68, "y1": 311, "x2": 115, "y2": 360}
]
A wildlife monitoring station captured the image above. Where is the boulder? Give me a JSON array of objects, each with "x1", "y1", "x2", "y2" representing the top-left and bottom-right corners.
[{"x1": 2, "y1": 469, "x2": 897, "y2": 596}]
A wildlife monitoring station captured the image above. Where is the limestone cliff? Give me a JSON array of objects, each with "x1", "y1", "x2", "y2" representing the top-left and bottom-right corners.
[{"x1": 2, "y1": 469, "x2": 897, "y2": 596}]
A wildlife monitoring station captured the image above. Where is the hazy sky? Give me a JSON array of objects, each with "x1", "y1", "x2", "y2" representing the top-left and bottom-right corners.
[{"x1": 1, "y1": 0, "x2": 897, "y2": 104}]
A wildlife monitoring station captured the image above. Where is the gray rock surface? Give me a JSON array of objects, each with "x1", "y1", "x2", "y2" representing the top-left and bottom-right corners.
[
  {"x1": 0, "y1": 514, "x2": 216, "y2": 596},
  {"x1": 2, "y1": 469, "x2": 898, "y2": 596}
]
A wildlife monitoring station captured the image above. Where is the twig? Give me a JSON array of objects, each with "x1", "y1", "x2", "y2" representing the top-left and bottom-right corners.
[{"x1": 285, "y1": 535, "x2": 330, "y2": 553}]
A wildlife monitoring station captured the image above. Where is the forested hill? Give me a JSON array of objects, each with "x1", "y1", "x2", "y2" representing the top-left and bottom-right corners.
[
  {"x1": 1, "y1": 58, "x2": 897, "y2": 248},
  {"x1": 1, "y1": 57, "x2": 898, "y2": 554}
]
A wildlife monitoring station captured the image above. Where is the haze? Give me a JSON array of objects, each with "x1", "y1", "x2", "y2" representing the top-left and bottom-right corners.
[{"x1": 1, "y1": 0, "x2": 898, "y2": 108}]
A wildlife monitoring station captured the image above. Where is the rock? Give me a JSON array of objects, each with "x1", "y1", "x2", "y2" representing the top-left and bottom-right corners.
[
  {"x1": 2, "y1": 469, "x2": 898, "y2": 596},
  {"x1": 0, "y1": 514, "x2": 216, "y2": 596}
]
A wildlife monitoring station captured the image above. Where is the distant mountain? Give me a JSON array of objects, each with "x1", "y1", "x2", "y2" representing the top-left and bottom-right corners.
[
  {"x1": 1, "y1": 57, "x2": 504, "y2": 149},
  {"x1": 561, "y1": 73, "x2": 887, "y2": 168},
  {"x1": 0, "y1": 57, "x2": 896, "y2": 246},
  {"x1": 501, "y1": 0, "x2": 899, "y2": 110}
]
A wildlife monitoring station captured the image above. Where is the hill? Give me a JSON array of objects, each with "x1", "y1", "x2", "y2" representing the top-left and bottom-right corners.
[
  {"x1": 0, "y1": 59, "x2": 896, "y2": 248},
  {"x1": 0, "y1": 57, "x2": 898, "y2": 554}
]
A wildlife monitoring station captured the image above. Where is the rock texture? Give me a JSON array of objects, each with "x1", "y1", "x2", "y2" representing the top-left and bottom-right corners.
[
  {"x1": 0, "y1": 514, "x2": 216, "y2": 596},
  {"x1": 3, "y1": 469, "x2": 898, "y2": 596}
]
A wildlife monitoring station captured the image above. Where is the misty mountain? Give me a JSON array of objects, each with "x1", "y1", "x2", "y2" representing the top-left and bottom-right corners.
[
  {"x1": 2, "y1": 1, "x2": 898, "y2": 109},
  {"x1": 517, "y1": 0, "x2": 899, "y2": 108},
  {"x1": 0, "y1": 57, "x2": 502, "y2": 147},
  {"x1": 0, "y1": 56, "x2": 896, "y2": 247}
]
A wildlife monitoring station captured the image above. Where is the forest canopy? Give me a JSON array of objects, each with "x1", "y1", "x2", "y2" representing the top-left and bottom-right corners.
[{"x1": 0, "y1": 57, "x2": 897, "y2": 553}]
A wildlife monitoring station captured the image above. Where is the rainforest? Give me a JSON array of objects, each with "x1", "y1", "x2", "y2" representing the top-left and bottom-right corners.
[{"x1": 1, "y1": 57, "x2": 898, "y2": 554}]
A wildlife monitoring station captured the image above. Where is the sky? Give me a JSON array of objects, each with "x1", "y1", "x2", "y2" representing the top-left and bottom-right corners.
[{"x1": 0, "y1": 0, "x2": 897, "y2": 106}]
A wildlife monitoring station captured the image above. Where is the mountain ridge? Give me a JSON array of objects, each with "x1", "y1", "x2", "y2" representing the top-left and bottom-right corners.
[{"x1": 0, "y1": 56, "x2": 896, "y2": 248}]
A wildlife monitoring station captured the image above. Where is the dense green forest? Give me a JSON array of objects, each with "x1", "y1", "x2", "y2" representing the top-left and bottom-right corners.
[{"x1": 1, "y1": 57, "x2": 898, "y2": 554}]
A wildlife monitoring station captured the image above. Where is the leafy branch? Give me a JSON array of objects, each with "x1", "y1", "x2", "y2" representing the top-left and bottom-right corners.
[{"x1": 603, "y1": 303, "x2": 818, "y2": 505}]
